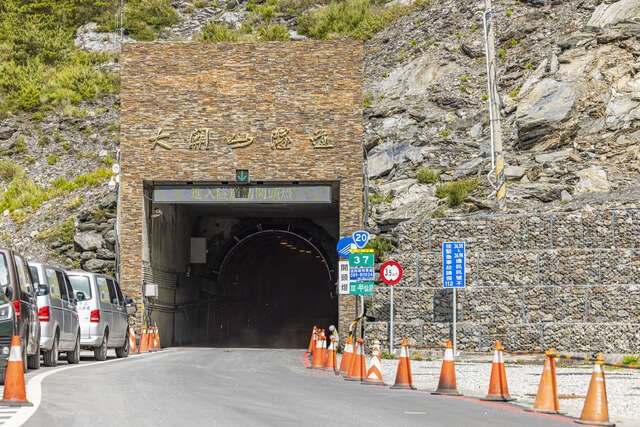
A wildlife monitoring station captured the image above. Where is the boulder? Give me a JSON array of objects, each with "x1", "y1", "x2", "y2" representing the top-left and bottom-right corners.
[
  {"x1": 74, "y1": 231, "x2": 103, "y2": 251},
  {"x1": 74, "y1": 23, "x2": 134, "y2": 53},
  {"x1": 77, "y1": 223, "x2": 97, "y2": 231},
  {"x1": 368, "y1": 152, "x2": 394, "y2": 178},
  {"x1": 534, "y1": 149, "x2": 573, "y2": 163},
  {"x1": 586, "y1": 0, "x2": 640, "y2": 29},
  {"x1": 377, "y1": 184, "x2": 438, "y2": 225},
  {"x1": 0, "y1": 127, "x2": 15, "y2": 140},
  {"x1": 515, "y1": 79, "x2": 576, "y2": 150},
  {"x1": 367, "y1": 141, "x2": 421, "y2": 178},
  {"x1": 453, "y1": 158, "x2": 484, "y2": 179},
  {"x1": 378, "y1": 178, "x2": 417, "y2": 198},
  {"x1": 103, "y1": 229, "x2": 117, "y2": 245},
  {"x1": 504, "y1": 166, "x2": 526, "y2": 179},
  {"x1": 575, "y1": 167, "x2": 611, "y2": 193},
  {"x1": 561, "y1": 190, "x2": 573, "y2": 203},
  {"x1": 96, "y1": 248, "x2": 116, "y2": 260},
  {"x1": 83, "y1": 258, "x2": 115, "y2": 273},
  {"x1": 80, "y1": 251, "x2": 96, "y2": 260}
]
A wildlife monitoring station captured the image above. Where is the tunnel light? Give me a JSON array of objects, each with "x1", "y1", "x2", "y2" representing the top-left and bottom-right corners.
[{"x1": 279, "y1": 242, "x2": 288, "y2": 245}]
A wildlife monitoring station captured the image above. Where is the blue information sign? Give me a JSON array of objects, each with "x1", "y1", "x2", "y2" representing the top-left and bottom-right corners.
[
  {"x1": 349, "y1": 268, "x2": 375, "y2": 281},
  {"x1": 442, "y1": 242, "x2": 465, "y2": 288}
]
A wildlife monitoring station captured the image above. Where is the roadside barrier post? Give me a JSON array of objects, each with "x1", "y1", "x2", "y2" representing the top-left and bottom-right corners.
[
  {"x1": 310, "y1": 334, "x2": 324, "y2": 369},
  {"x1": 323, "y1": 335, "x2": 339, "y2": 374},
  {"x1": 339, "y1": 337, "x2": 354, "y2": 377},
  {"x1": 363, "y1": 340, "x2": 385, "y2": 386},
  {"x1": 345, "y1": 338, "x2": 366, "y2": 382},
  {"x1": 307, "y1": 326, "x2": 317, "y2": 353}
]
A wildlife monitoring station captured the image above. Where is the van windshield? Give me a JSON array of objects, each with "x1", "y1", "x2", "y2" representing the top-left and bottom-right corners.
[
  {"x1": 68, "y1": 275, "x2": 92, "y2": 300},
  {"x1": 0, "y1": 254, "x2": 8, "y2": 287}
]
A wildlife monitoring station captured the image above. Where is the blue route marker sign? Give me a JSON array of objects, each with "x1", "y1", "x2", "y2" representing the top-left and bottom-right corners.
[
  {"x1": 352, "y1": 230, "x2": 370, "y2": 249},
  {"x1": 442, "y1": 242, "x2": 465, "y2": 288}
]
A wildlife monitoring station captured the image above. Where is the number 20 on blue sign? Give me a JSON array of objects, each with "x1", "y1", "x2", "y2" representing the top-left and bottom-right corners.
[{"x1": 442, "y1": 242, "x2": 465, "y2": 288}]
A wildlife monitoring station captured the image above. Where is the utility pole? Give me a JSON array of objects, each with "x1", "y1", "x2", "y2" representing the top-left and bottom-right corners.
[{"x1": 483, "y1": 0, "x2": 506, "y2": 211}]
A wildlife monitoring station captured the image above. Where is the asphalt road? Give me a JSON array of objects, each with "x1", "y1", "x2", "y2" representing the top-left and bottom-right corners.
[{"x1": 23, "y1": 348, "x2": 577, "y2": 427}]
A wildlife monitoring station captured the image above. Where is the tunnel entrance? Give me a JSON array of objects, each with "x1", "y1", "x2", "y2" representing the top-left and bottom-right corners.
[
  {"x1": 218, "y1": 230, "x2": 334, "y2": 347},
  {"x1": 145, "y1": 183, "x2": 339, "y2": 348}
]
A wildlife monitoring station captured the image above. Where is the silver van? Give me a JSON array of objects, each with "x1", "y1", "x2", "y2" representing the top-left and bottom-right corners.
[
  {"x1": 28, "y1": 263, "x2": 81, "y2": 366},
  {"x1": 66, "y1": 271, "x2": 136, "y2": 361}
]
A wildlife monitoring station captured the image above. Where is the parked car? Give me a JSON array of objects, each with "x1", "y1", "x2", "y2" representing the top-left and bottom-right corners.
[
  {"x1": 66, "y1": 271, "x2": 136, "y2": 361},
  {"x1": 28, "y1": 262, "x2": 81, "y2": 366},
  {"x1": 0, "y1": 249, "x2": 40, "y2": 374}
]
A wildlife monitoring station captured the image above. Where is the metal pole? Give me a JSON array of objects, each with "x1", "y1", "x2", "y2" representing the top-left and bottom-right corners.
[
  {"x1": 483, "y1": 0, "x2": 506, "y2": 210},
  {"x1": 453, "y1": 288, "x2": 457, "y2": 356},
  {"x1": 389, "y1": 286, "x2": 394, "y2": 354},
  {"x1": 120, "y1": 0, "x2": 124, "y2": 41}
]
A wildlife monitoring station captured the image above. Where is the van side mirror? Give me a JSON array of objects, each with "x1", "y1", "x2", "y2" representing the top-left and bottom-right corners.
[
  {"x1": 37, "y1": 284, "x2": 49, "y2": 296},
  {"x1": 76, "y1": 291, "x2": 86, "y2": 302},
  {"x1": 4, "y1": 286, "x2": 12, "y2": 300},
  {"x1": 125, "y1": 296, "x2": 136, "y2": 315}
]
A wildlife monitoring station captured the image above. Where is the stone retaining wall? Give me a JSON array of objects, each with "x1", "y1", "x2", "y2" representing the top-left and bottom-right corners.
[{"x1": 365, "y1": 209, "x2": 640, "y2": 353}]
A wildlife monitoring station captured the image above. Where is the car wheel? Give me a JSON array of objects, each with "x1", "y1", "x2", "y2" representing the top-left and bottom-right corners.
[
  {"x1": 27, "y1": 349, "x2": 40, "y2": 370},
  {"x1": 43, "y1": 334, "x2": 58, "y2": 367},
  {"x1": 67, "y1": 334, "x2": 80, "y2": 364},
  {"x1": 115, "y1": 332, "x2": 129, "y2": 359},
  {"x1": 94, "y1": 332, "x2": 107, "y2": 361}
]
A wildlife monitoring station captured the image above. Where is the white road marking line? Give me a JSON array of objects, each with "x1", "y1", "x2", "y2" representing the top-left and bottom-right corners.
[{"x1": 2, "y1": 350, "x2": 176, "y2": 427}]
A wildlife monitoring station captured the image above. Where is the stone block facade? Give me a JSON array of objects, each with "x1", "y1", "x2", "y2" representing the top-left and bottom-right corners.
[
  {"x1": 367, "y1": 210, "x2": 640, "y2": 353},
  {"x1": 119, "y1": 42, "x2": 363, "y2": 332}
]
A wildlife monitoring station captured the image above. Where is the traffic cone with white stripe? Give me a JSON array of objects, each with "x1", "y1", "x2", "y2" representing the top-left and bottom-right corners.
[
  {"x1": 307, "y1": 326, "x2": 318, "y2": 353},
  {"x1": 363, "y1": 340, "x2": 385, "y2": 385},
  {"x1": 531, "y1": 349, "x2": 559, "y2": 414},
  {"x1": 323, "y1": 335, "x2": 339, "y2": 374},
  {"x1": 339, "y1": 337, "x2": 354, "y2": 377},
  {"x1": 139, "y1": 328, "x2": 150, "y2": 353},
  {"x1": 481, "y1": 342, "x2": 514, "y2": 401},
  {"x1": 151, "y1": 325, "x2": 160, "y2": 351},
  {"x1": 345, "y1": 338, "x2": 366, "y2": 382},
  {"x1": 576, "y1": 353, "x2": 614, "y2": 426},
  {"x1": 309, "y1": 334, "x2": 324, "y2": 369},
  {"x1": 390, "y1": 338, "x2": 416, "y2": 390},
  {"x1": 128, "y1": 326, "x2": 138, "y2": 354},
  {"x1": 433, "y1": 340, "x2": 461, "y2": 395},
  {"x1": 155, "y1": 325, "x2": 162, "y2": 350},
  {"x1": 320, "y1": 330, "x2": 328, "y2": 366},
  {"x1": 0, "y1": 335, "x2": 32, "y2": 406}
]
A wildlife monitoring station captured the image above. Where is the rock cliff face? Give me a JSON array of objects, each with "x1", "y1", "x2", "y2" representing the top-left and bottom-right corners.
[{"x1": 0, "y1": 0, "x2": 639, "y2": 284}]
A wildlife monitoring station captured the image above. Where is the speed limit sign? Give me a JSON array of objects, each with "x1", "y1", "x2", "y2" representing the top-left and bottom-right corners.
[{"x1": 380, "y1": 260, "x2": 402, "y2": 285}]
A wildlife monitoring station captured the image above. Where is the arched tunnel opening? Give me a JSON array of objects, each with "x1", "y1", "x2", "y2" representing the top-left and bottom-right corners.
[
  {"x1": 218, "y1": 231, "x2": 335, "y2": 348},
  {"x1": 144, "y1": 183, "x2": 340, "y2": 349}
]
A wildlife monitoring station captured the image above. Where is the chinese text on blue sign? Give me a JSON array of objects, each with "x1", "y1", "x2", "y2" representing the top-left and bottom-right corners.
[{"x1": 442, "y1": 242, "x2": 465, "y2": 288}]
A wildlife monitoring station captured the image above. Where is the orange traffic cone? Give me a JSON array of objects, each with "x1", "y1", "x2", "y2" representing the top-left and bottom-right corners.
[
  {"x1": 149, "y1": 326, "x2": 158, "y2": 352},
  {"x1": 339, "y1": 337, "x2": 354, "y2": 377},
  {"x1": 433, "y1": 340, "x2": 461, "y2": 395},
  {"x1": 310, "y1": 334, "x2": 325, "y2": 369},
  {"x1": 320, "y1": 330, "x2": 327, "y2": 366},
  {"x1": 155, "y1": 325, "x2": 162, "y2": 350},
  {"x1": 146, "y1": 327, "x2": 155, "y2": 352},
  {"x1": 363, "y1": 340, "x2": 385, "y2": 386},
  {"x1": 345, "y1": 338, "x2": 366, "y2": 382},
  {"x1": 307, "y1": 326, "x2": 318, "y2": 353},
  {"x1": 139, "y1": 328, "x2": 149, "y2": 353},
  {"x1": 128, "y1": 326, "x2": 138, "y2": 354},
  {"x1": 390, "y1": 338, "x2": 416, "y2": 390},
  {"x1": 0, "y1": 335, "x2": 32, "y2": 406},
  {"x1": 482, "y1": 342, "x2": 514, "y2": 401},
  {"x1": 323, "y1": 335, "x2": 339, "y2": 374},
  {"x1": 576, "y1": 353, "x2": 614, "y2": 426},
  {"x1": 531, "y1": 349, "x2": 559, "y2": 414}
]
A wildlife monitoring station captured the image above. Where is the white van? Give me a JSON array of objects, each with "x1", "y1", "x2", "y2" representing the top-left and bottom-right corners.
[
  {"x1": 28, "y1": 262, "x2": 81, "y2": 366},
  {"x1": 66, "y1": 271, "x2": 136, "y2": 361}
]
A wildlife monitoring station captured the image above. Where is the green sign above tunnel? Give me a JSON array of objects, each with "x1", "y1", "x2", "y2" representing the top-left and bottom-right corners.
[{"x1": 153, "y1": 184, "x2": 331, "y2": 204}]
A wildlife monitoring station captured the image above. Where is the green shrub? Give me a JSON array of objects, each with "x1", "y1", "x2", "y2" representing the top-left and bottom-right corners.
[
  {"x1": 435, "y1": 178, "x2": 478, "y2": 206},
  {"x1": 509, "y1": 87, "x2": 520, "y2": 98},
  {"x1": 417, "y1": 167, "x2": 439, "y2": 183},
  {"x1": 61, "y1": 141, "x2": 70, "y2": 150},
  {"x1": 297, "y1": 0, "x2": 417, "y2": 41},
  {"x1": 362, "y1": 93, "x2": 373, "y2": 108},
  {"x1": 365, "y1": 237, "x2": 395, "y2": 261},
  {"x1": 103, "y1": 154, "x2": 113, "y2": 166},
  {"x1": 622, "y1": 355, "x2": 639, "y2": 365},
  {"x1": 381, "y1": 352, "x2": 396, "y2": 360},
  {"x1": 200, "y1": 23, "x2": 240, "y2": 42},
  {"x1": 257, "y1": 24, "x2": 290, "y2": 41},
  {"x1": 0, "y1": 160, "x2": 24, "y2": 182},
  {"x1": 47, "y1": 154, "x2": 57, "y2": 165},
  {"x1": 497, "y1": 48, "x2": 506, "y2": 58},
  {"x1": 13, "y1": 136, "x2": 26, "y2": 154}
]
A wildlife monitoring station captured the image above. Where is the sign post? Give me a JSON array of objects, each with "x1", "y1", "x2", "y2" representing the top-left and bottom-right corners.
[
  {"x1": 380, "y1": 260, "x2": 403, "y2": 354},
  {"x1": 442, "y1": 242, "x2": 465, "y2": 356}
]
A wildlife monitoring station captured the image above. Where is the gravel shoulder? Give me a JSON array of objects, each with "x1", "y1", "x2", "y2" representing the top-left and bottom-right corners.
[{"x1": 337, "y1": 353, "x2": 640, "y2": 426}]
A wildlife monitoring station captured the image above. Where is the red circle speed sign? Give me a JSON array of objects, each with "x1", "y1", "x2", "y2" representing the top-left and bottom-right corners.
[{"x1": 380, "y1": 261, "x2": 403, "y2": 285}]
